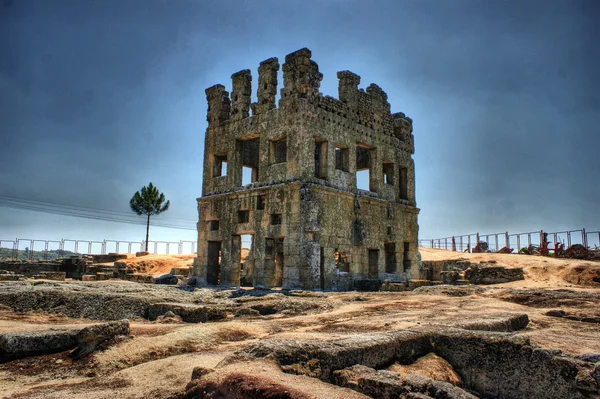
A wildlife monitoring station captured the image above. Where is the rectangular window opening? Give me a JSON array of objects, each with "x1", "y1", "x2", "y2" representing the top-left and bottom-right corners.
[
  {"x1": 207, "y1": 241, "x2": 221, "y2": 285},
  {"x1": 213, "y1": 154, "x2": 228, "y2": 178},
  {"x1": 356, "y1": 145, "x2": 372, "y2": 191},
  {"x1": 210, "y1": 220, "x2": 220, "y2": 231},
  {"x1": 385, "y1": 242, "x2": 397, "y2": 273},
  {"x1": 383, "y1": 162, "x2": 394, "y2": 185},
  {"x1": 256, "y1": 194, "x2": 266, "y2": 210},
  {"x1": 403, "y1": 241, "x2": 411, "y2": 270},
  {"x1": 270, "y1": 137, "x2": 287, "y2": 164},
  {"x1": 237, "y1": 210, "x2": 250, "y2": 224},
  {"x1": 356, "y1": 170, "x2": 370, "y2": 191},
  {"x1": 270, "y1": 213, "x2": 282, "y2": 225},
  {"x1": 399, "y1": 167, "x2": 408, "y2": 199},
  {"x1": 242, "y1": 166, "x2": 258, "y2": 186},
  {"x1": 335, "y1": 146, "x2": 349, "y2": 172},
  {"x1": 368, "y1": 249, "x2": 379, "y2": 279},
  {"x1": 239, "y1": 137, "x2": 260, "y2": 186},
  {"x1": 240, "y1": 234, "x2": 254, "y2": 287},
  {"x1": 335, "y1": 250, "x2": 350, "y2": 273},
  {"x1": 265, "y1": 238, "x2": 275, "y2": 258},
  {"x1": 314, "y1": 139, "x2": 328, "y2": 179}
]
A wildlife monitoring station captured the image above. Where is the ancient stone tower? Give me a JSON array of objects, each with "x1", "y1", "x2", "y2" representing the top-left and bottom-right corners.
[{"x1": 194, "y1": 48, "x2": 419, "y2": 290}]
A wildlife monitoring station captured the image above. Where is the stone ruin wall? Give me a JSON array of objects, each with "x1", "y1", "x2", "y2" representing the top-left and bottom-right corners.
[{"x1": 194, "y1": 48, "x2": 419, "y2": 290}]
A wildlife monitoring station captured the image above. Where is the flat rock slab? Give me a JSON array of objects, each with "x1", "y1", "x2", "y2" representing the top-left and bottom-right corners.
[
  {"x1": 0, "y1": 328, "x2": 79, "y2": 363},
  {"x1": 0, "y1": 320, "x2": 130, "y2": 363}
]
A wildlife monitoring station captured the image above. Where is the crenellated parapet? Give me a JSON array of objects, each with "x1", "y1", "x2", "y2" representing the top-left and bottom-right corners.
[
  {"x1": 392, "y1": 112, "x2": 414, "y2": 150},
  {"x1": 281, "y1": 48, "x2": 323, "y2": 100},
  {"x1": 205, "y1": 84, "x2": 230, "y2": 126},
  {"x1": 230, "y1": 70, "x2": 252, "y2": 121},
  {"x1": 253, "y1": 57, "x2": 280, "y2": 115},
  {"x1": 205, "y1": 48, "x2": 411, "y2": 145}
]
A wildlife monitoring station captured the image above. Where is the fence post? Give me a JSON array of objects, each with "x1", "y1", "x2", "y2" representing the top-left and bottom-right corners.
[
  {"x1": 582, "y1": 228, "x2": 587, "y2": 248},
  {"x1": 505, "y1": 232, "x2": 509, "y2": 250},
  {"x1": 44, "y1": 241, "x2": 49, "y2": 260},
  {"x1": 516, "y1": 235, "x2": 520, "y2": 253},
  {"x1": 467, "y1": 235, "x2": 471, "y2": 253},
  {"x1": 567, "y1": 231, "x2": 571, "y2": 247}
]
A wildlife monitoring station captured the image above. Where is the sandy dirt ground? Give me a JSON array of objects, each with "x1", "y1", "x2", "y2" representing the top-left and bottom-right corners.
[
  {"x1": 1, "y1": 248, "x2": 599, "y2": 398},
  {"x1": 95, "y1": 254, "x2": 195, "y2": 276}
]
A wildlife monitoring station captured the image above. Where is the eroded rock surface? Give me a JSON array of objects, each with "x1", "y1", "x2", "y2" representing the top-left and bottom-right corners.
[{"x1": 1, "y1": 320, "x2": 129, "y2": 363}]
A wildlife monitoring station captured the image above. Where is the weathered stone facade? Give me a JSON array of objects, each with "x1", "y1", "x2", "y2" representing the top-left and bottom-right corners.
[{"x1": 194, "y1": 48, "x2": 419, "y2": 290}]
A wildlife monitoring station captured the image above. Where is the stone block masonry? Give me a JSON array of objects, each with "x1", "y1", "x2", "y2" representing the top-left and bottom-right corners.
[{"x1": 194, "y1": 48, "x2": 419, "y2": 290}]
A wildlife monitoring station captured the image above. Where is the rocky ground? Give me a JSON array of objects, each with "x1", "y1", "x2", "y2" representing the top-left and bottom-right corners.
[{"x1": 0, "y1": 248, "x2": 599, "y2": 399}]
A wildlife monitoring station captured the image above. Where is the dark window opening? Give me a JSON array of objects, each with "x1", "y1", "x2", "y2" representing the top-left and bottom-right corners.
[
  {"x1": 335, "y1": 250, "x2": 349, "y2": 273},
  {"x1": 207, "y1": 241, "x2": 221, "y2": 285},
  {"x1": 385, "y1": 242, "x2": 397, "y2": 273},
  {"x1": 270, "y1": 137, "x2": 287, "y2": 164},
  {"x1": 368, "y1": 249, "x2": 379, "y2": 279},
  {"x1": 265, "y1": 238, "x2": 275, "y2": 257},
  {"x1": 314, "y1": 139, "x2": 328, "y2": 178},
  {"x1": 320, "y1": 247, "x2": 325, "y2": 290},
  {"x1": 210, "y1": 220, "x2": 220, "y2": 231},
  {"x1": 399, "y1": 167, "x2": 408, "y2": 199},
  {"x1": 270, "y1": 213, "x2": 282, "y2": 225},
  {"x1": 383, "y1": 162, "x2": 394, "y2": 185},
  {"x1": 213, "y1": 154, "x2": 227, "y2": 178},
  {"x1": 257, "y1": 194, "x2": 266, "y2": 210},
  {"x1": 265, "y1": 238, "x2": 284, "y2": 287},
  {"x1": 403, "y1": 241, "x2": 411, "y2": 270},
  {"x1": 335, "y1": 146, "x2": 349, "y2": 172},
  {"x1": 238, "y1": 210, "x2": 250, "y2": 224}
]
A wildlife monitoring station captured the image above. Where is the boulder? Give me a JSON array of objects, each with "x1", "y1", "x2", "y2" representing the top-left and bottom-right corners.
[{"x1": 154, "y1": 273, "x2": 179, "y2": 285}]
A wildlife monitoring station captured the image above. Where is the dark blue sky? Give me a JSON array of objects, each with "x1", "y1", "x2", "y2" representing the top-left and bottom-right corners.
[{"x1": 1, "y1": 0, "x2": 599, "y2": 246}]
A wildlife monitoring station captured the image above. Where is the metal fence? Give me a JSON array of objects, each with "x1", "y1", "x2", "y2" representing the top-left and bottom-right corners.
[
  {"x1": 0, "y1": 238, "x2": 197, "y2": 261},
  {"x1": 419, "y1": 228, "x2": 600, "y2": 253}
]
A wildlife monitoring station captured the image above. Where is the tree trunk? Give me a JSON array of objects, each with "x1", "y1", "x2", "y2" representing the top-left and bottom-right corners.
[{"x1": 145, "y1": 214, "x2": 150, "y2": 252}]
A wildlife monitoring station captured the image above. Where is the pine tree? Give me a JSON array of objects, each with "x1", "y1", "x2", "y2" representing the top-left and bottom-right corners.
[{"x1": 129, "y1": 182, "x2": 170, "y2": 252}]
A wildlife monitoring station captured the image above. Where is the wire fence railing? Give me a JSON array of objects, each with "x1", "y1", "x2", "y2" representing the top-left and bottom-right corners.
[
  {"x1": 419, "y1": 228, "x2": 599, "y2": 253},
  {"x1": 0, "y1": 238, "x2": 197, "y2": 261}
]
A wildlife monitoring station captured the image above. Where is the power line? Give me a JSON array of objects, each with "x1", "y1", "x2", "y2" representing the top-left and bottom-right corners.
[
  {"x1": 0, "y1": 196, "x2": 196, "y2": 222},
  {"x1": 0, "y1": 196, "x2": 196, "y2": 230}
]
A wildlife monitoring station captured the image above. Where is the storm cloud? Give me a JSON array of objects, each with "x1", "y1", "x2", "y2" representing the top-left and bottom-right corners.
[{"x1": 0, "y1": 0, "x2": 598, "y2": 242}]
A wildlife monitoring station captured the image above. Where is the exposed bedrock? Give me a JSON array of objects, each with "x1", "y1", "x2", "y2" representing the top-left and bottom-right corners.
[
  {"x1": 218, "y1": 314, "x2": 599, "y2": 399},
  {"x1": 334, "y1": 365, "x2": 477, "y2": 399},
  {"x1": 0, "y1": 320, "x2": 129, "y2": 363}
]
